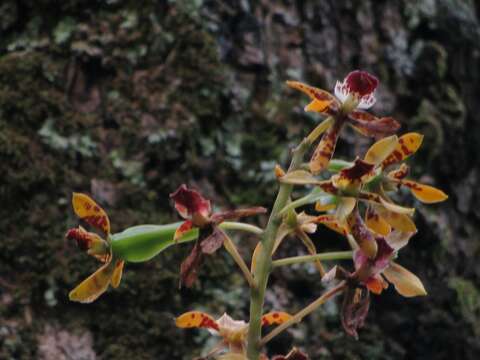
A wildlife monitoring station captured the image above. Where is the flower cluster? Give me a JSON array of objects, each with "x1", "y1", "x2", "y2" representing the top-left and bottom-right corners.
[
  {"x1": 284, "y1": 70, "x2": 448, "y2": 337},
  {"x1": 65, "y1": 70, "x2": 448, "y2": 359}
]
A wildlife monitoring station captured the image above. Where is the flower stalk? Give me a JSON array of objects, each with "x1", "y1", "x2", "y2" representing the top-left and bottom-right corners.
[
  {"x1": 260, "y1": 281, "x2": 346, "y2": 346},
  {"x1": 246, "y1": 139, "x2": 310, "y2": 359},
  {"x1": 222, "y1": 231, "x2": 256, "y2": 288},
  {"x1": 272, "y1": 251, "x2": 353, "y2": 268}
]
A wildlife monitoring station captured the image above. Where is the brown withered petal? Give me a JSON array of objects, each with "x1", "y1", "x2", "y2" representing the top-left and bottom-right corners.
[
  {"x1": 348, "y1": 111, "x2": 400, "y2": 137},
  {"x1": 272, "y1": 348, "x2": 309, "y2": 360},
  {"x1": 200, "y1": 227, "x2": 228, "y2": 254},
  {"x1": 341, "y1": 285, "x2": 370, "y2": 339},
  {"x1": 322, "y1": 265, "x2": 350, "y2": 284},
  {"x1": 180, "y1": 225, "x2": 219, "y2": 287},
  {"x1": 210, "y1": 207, "x2": 267, "y2": 224},
  {"x1": 180, "y1": 243, "x2": 204, "y2": 288}
]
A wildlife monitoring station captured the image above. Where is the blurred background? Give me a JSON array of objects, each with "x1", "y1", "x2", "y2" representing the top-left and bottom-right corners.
[{"x1": 1, "y1": 0, "x2": 479, "y2": 359}]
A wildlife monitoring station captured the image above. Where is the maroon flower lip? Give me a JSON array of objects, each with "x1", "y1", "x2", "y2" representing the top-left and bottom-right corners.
[
  {"x1": 344, "y1": 70, "x2": 379, "y2": 97},
  {"x1": 169, "y1": 184, "x2": 212, "y2": 219}
]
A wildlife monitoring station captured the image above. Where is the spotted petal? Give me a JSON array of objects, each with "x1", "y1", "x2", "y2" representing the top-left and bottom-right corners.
[
  {"x1": 364, "y1": 135, "x2": 399, "y2": 166},
  {"x1": 359, "y1": 192, "x2": 415, "y2": 216},
  {"x1": 399, "y1": 180, "x2": 448, "y2": 204},
  {"x1": 72, "y1": 193, "x2": 111, "y2": 235},
  {"x1": 383, "y1": 262, "x2": 427, "y2": 297},
  {"x1": 381, "y1": 133, "x2": 424, "y2": 168},
  {"x1": 175, "y1": 311, "x2": 220, "y2": 331},
  {"x1": 261, "y1": 312, "x2": 293, "y2": 326},
  {"x1": 310, "y1": 121, "x2": 343, "y2": 174},
  {"x1": 286, "y1": 80, "x2": 340, "y2": 114},
  {"x1": 69, "y1": 259, "x2": 115, "y2": 303},
  {"x1": 314, "y1": 215, "x2": 349, "y2": 236},
  {"x1": 333, "y1": 159, "x2": 375, "y2": 188},
  {"x1": 348, "y1": 111, "x2": 400, "y2": 137}
]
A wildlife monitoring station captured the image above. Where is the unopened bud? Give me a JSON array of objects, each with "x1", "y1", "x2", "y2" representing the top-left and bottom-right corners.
[{"x1": 274, "y1": 164, "x2": 286, "y2": 178}]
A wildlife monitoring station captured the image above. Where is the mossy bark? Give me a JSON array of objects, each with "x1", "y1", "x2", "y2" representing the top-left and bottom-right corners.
[{"x1": 1, "y1": 0, "x2": 480, "y2": 359}]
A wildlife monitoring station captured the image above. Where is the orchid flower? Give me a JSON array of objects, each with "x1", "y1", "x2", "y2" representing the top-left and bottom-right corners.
[
  {"x1": 66, "y1": 193, "x2": 125, "y2": 303},
  {"x1": 322, "y1": 212, "x2": 426, "y2": 338},
  {"x1": 344, "y1": 214, "x2": 426, "y2": 337},
  {"x1": 287, "y1": 70, "x2": 400, "y2": 174},
  {"x1": 281, "y1": 132, "x2": 447, "y2": 250},
  {"x1": 176, "y1": 311, "x2": 292, "y2": 358},
  {"x1": 319, "y1": 133, "x2": 448, "y2": 235},
  {"x1": 170, "y1": 185, "x2": 266, "y2": 287}
]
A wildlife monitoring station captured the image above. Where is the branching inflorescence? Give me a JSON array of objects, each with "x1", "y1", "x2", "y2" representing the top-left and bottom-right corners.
[{"x1": 65, "y1": 70, "x2": 448, "y2": 359}]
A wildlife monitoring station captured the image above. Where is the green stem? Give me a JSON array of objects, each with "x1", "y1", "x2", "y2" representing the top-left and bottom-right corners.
[
  {"x1": 221, "y1": 221, "x2": 264, "y2": 235},
  {"x1": 272, "y1": 251, "x2": 353, "y2": 268},
  {"x1": 222, "y1": 231, "x2": 256, "y2": 288},
  {"x1": 246, "y1": 139, "x2": 310, "y2": 360},
  {"x1": 260, "y1": 281, "x2": 346, "y2": 346}
]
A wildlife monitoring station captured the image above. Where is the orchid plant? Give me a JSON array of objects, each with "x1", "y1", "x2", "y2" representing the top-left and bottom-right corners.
[{"x1": 65, "y1": 70, "x2": 448, "y2": 359}]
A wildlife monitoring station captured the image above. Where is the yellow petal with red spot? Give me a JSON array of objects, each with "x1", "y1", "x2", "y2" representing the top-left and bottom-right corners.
[
  {"x1": 111, "y1": 260, "x2": 124, "y2": 288},
  {"x1": 400, "y1": 180, "x2": 448, "y2": 204},
  {"x1": 175, "y1": 311, "x2": 220, "y2": 331},
  {"x1": 387, "y1": 163, "x2": 409, "y2": 180},
  {"x1": 381, "y1": 133, "x2": 424, "y2": 168},
  {"x1": 310, "y1": 122, "x2": 342, "y2": 174},
  {"x1": 365, "y1": 207, "x2": 391, "y2": 236},
  {"x1": 69, "y1": 260, "x2": 115, "y2": 303},
  {"x1": 375, "y1": 207, "x2": 417, "y2": 232},
  {"x1": 314, "y1": 215, "x2": 349, "y2": 236},
  {"x1": 286, "y1": 80, "x2": 339, "y2": 112},
  {"x1": 364, "y1": 135, "x2": 399, "y2": 166},
  {"x1": 383, "y1": 262, "x2": 427, "y2": 297},
  {"x1": 261, "y1": 312, "x2": 293, "y2": 326},
  {"x1": 72, "y1": 193, "x2": 111, "y2": 235}
]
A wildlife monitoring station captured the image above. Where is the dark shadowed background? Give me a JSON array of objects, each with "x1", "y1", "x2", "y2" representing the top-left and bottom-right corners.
[{"x1": 1, "y1": 0, "x2": 480, "y2": 359}]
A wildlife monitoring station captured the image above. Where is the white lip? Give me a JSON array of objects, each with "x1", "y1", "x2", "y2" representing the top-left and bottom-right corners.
[{"x1": 334, "y1": 80, "x2": 377, "y2": 110}]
